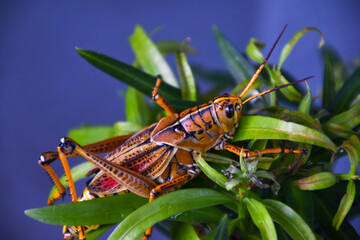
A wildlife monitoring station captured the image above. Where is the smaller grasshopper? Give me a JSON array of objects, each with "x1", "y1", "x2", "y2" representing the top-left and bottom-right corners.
[{"x1": 39, "y1": 25, "x2": 311, "y2": 240}]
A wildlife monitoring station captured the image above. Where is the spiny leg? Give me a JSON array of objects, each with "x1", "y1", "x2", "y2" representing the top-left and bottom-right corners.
[
  {"x1": 57, "y1": 144, "x2": 86, "y2": 240},
  {"x1": 39, "y1": 135, "x2": 131, "y2": 205},
  {"x1": 223, "y1": 143, "x2": 308, "y2": 158},
  {"x1": 152, "y1": 75, "x2": 176, "y2": 114}
]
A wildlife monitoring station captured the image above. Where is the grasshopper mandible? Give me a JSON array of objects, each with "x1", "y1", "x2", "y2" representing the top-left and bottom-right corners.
[{"x1": 38, "y1": 25, "x2": 311, "y2": 240}]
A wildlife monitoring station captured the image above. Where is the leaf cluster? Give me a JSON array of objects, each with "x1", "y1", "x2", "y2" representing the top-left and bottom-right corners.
[{"x1": 26, "y1": 25, "x2": 360, "y2": 240}]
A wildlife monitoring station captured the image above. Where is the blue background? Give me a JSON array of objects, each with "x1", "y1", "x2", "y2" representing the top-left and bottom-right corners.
[{"x1": 1, "y1": 1, "x2": 359, "y2": 239}]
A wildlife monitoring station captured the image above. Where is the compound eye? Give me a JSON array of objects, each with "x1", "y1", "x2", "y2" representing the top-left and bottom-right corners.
[
  {"x1": 225, "y1": 104, "x2": 234, "y2": 118},
  {"x1": 235, "y1": 103, "x2": 241, "y2": 112}
]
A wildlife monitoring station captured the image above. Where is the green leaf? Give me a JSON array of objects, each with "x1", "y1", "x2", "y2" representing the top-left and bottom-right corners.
[
  {"x1": 268, "y1": 69, "x2": 303, "y2": 102},
  {"x1": 25, "y1": 194, "x2": 148, "y2": 225},
  {"x1": 48, "y1": 162, "x2": 94, "y2": 201},
  {"x1": 113, "y1": 121, "x2": 144, "y2": 136},
  {"x1": 108, "y1": 189, "x2": 234, "y2": 240},
  {"x1": 244, "y1": 197, "x2": 277, "y2": 240},
  {"x1": 298, "y1": 81, "x2": 312, "y2": 114},
  {"x1": 125, "y1": 87, "x2": 150, "y2": 125},
  {"x1": 170, "y1": 222, "x2": 200, "y2": 240},
  {"x1": 313, "y1": 192, "x2": 360, "y2": 239},
  {"x1": 175, "y1": 50, "x2": 197, "y2": 101},
  {"x1": 76, "y1": 48, "x2": 181, "y2": 100},
  {"x1": 261, "y1": 107, "x2": 322, "y2": 132},
  {"x1": 323, "y1": 49, "x2": 336, "y2": 109},
  {"x1": 339, "y1": 135, "x2": 360, "y2": 175},
  {"x1": 191, "y1": 65, "x2": 235, "y2": 85},
  {"x1": 321, "y1": 46, "x2": 349, "y2": 91},
  {"x1": 213, "y1": 26, "x2": 255, "y2": 84},
  {"x1": 326, "y1": 101, "x2": 360, "y2": 130},
  {"x1": 246, "y1": 37, "x2": 303, "y2": 102},
  {"x1": 156, "y1": 40, "x2": 197, "y2": 55},
  {"x1": 293, "y1": 172, "x2": 338, "y2": 190},
  {"x1": 170, "y1": 206, "x2": 224, "y2": 224},
  {"x1": 214, "y1": 215, "x2": 229, "y2": 240},
  {"x1": 233, "y1": 116, "x2": 337, "y2": 151},
  {"x1": 68, "y1": 126, "x2": 114, "y2": 145},
  {"x1": 283, "y1": 182, "x2": 314, "y2": 230},
  {"x1": 246, "y1": 38, "x2": 265, "y2": 64},
  {"x1": 194, "y1": 154, "x2": 229, "y2": 189},
  {"x1": 278, "y1": 27, "x2": 324, "y2": 71},
  {"x1": 333, "y1": 180, "x2": 356, "y2": 230},
  {"x1": 263, "y1": 199, "x2": 316, "y2": 240},
  {"x1": 330, "y1": 67, "x2": 360, "y2": 114},
  {"x1": 129, "y1": 25, "x2": 178, "y2": 87}
]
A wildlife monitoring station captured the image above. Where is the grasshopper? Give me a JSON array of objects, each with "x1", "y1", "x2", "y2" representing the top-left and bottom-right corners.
[{"x1": 38, "y1": 25, "x2": 310, "y2": 240}]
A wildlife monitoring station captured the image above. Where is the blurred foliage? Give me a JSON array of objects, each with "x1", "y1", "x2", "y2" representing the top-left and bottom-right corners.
[{"x1": 26, "y1": 25, "x2": 360, "y2": 239}]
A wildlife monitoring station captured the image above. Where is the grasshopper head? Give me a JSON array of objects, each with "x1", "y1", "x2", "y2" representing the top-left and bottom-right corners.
[{"x1": 213, "y1": 94, "x2": 242, "y2": 134}]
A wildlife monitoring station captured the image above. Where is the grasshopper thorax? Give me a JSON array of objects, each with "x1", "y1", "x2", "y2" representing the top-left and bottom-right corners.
[{"x1": 212, "y1": 94, "x2": 242, "y2": 135}]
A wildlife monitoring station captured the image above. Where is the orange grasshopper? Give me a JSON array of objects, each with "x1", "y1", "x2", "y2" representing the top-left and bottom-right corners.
[{"x1": 38, "y1": 25, "x2": 311, "y2": 240}]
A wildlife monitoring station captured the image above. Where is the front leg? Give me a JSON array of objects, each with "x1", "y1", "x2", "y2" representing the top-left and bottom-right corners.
[
  {"x1": 152, "y1": 75, "x2": 176, "y2": 114},
  {"x1": 223, "y1": 142, "x2": 308, "y2": 158}
]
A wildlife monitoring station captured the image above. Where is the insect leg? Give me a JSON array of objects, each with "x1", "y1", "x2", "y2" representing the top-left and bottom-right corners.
[
  {"x1": 57, "y1": 145, "x2": 86, "y2": 240},
  {"x1": 152, "y1": 75, "x2": 176, "y2": 114},
  {"x1": 39, "y1": 135, "x2": 131, "y2": 205},
  {"x1": 223, "y1": 143, "x2": 308, "y2": 158}
]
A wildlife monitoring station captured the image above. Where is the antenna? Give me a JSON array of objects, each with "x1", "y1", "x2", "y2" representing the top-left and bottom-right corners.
[{"x1": 239, "y1": 25, "x2": 287, "y2": 98}]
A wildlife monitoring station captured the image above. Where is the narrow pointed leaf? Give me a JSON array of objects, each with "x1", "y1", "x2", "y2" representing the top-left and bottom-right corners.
[
  {"x1": 113, "y1": 121, "x2": 144, "y2": 136},
  {"x1": 268, "y1": 69, "x2": 303, "y2": 102},
  {"x1": 233, "y1": 116, "x2": 336, "y2": 151},
  {"x1": 278, "y1": 27, "x2": 324, "y2": 71},
  {"x1": 194, "y1": 154, "x2": 228, "y2": 189},
  {"x1": 170, "y1": 206, "x2": 224, "y2": 223},
  {"x1": 263, "y1": 199, "x2": 316, "y2": 240},
  {"x1": 321, "y1": 46, "x2": 348, "y2": 91},
  {"x1": 213, "y1": 26, "x2": 254, "y2": 84},
  {"x1": 156, "y1": 40, "x2": 197, "y2": 55},
  {"x1": 170, "y1": 222, "x2": 200, "y2": 240},
  {"x1": 244, "y1": 197, "x2": 277, "y2": 240},
  {"x1": 125, "y1": 87, "x2": 150, "y2": 125},
  {"x1": 246, "y1": 37, "x2": 303, "y2": 102},
  {"x1": 246, "y1": 38, "x2": 265, "y2": 64},
  {"x1": 108, "y1": 189, "x2": 234, "y2": 240},
  {"x1": 293, "y1": 172, "x2": 338, "y2": 190},
  {"x1": 283, "y1": 183, "x2": 314, "y2": 230},
  {"x1": 68, "y1": 126, "x2": 114, "y2": 145},
  {"x1": 326, "y1": 101, "x2": 360, "y2": 130},
  {"x1": 333, "y1": 180, "x2": 356, "y2": 230},
  {"x1": 191, "y1": 65, "x2": 235, "y2": 85},
  {"x1": 262, "y1": 107, "x2": 322, "y2": 131},
  {"x1": 313, "y1": 192, "x2": 360, "y2": 239},
  {"x1": 339, "y1": 135, "x2": 360, "y2": 175},
  {"x1": 175, "y1": 50, "x2": 197, "y2": 101},
  {"x1": 25, "y1": 194, "x2": 148, "y2": 225},
  {"x1": 214, "y1": 215, "x2": 229, "y2": 240},
  {"x1": 76, "y1": 48, "x2": 181, "y2": 99},
  {"x1": 129, "y1": 25, "x2": 178, "y2": 87},
  {"x1": 330, "y1": 68, "x2": 360, "y2": 114},
  {"x1": 323, "y1": 50, "x2": 336, "y2": 109},
  {"x1": 298, "y1": 81, "x2": 312, "y2": 114}
]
